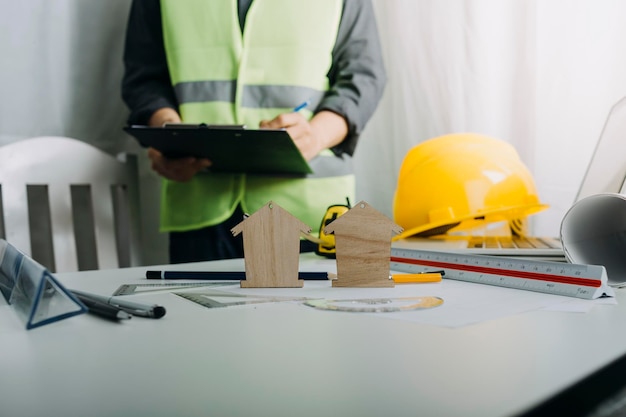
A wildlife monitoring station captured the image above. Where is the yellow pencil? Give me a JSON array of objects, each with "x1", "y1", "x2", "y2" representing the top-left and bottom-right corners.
[{"x1": 392, "y1": 272, "x2": 443, "y2": 284}]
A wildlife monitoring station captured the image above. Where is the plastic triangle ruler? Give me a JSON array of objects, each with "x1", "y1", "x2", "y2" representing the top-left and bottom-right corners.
[
  {"x1": 26, "y1": 272, "x2": 88, "y2": 329},
  {"x1": 390, "y1": 247, "x2": 614, "y2": 299},
  {"x1": 174, "y1": 291, "x2": 308, "y2": 309},
  {"x1": 112, "y1": 282, "x2": 235, "y2": 296},
  {"x1": 0, "y1": 239, "x2": 87, "y2": 329}
]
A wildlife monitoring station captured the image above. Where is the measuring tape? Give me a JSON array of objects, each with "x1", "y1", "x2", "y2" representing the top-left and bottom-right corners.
[{"x1": 390, "y1": 248, "x2": 613, "y2": 300}]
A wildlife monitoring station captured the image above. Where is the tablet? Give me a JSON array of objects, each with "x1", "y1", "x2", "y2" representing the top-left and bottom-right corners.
[{"x1": 124, "y1": 124, "x2": 312, "y2": 176}]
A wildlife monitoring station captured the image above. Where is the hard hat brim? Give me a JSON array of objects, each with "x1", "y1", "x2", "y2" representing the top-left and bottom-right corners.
[{"x1": 392, "y1": 203, "x2": 549, "y2": 241}]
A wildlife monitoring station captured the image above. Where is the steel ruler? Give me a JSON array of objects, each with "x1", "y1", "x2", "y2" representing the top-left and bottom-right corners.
[{"x1": 390, "y1": 247, "x2": 613, "y2": 300}]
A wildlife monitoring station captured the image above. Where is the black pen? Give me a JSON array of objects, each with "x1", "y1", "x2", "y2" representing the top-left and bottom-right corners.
[
  {"x1": 146, "y1": 270, "x2": 329, "y2": 281},
  {"x1": 71, "y1": 290, "x2": 166, "y2": 319},
  {"x1": 72, "y1": 292, "x2": 132, "y2": 321}
]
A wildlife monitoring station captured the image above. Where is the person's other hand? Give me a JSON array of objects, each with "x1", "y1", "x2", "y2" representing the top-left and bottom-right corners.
[
  {"x1": 147, "y1": 148, "x2": 211, "y2": 182},
  {"x1": 259, "y1": 112, "x2": 322, "y2": 161},
  {"x1": 148, "y1": 108, "x2": 182, "y2": 126}
]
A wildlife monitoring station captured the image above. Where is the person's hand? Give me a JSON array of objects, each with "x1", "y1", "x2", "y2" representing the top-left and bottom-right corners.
[
  {"x1": 259, "y1": 110, "x2": 349, "y2": 161},
  {"x1": 147, "y1": 147, "x2": 211, "y2": 182},
  {"x1": 260, "y1": 112, "x2": 322, "y2": 161},
  {"x1": 148, "y1": 108, "x2": 182, "y2": 126}
]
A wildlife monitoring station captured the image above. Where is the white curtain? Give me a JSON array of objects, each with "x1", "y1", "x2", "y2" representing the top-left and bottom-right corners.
[
  {"x1": 2, "y1": 0, "x2": 626, "y2": 257},
  {"x1": 359, "y1": 0, "x2": 626, "y2": 237},
  {"x1": 0, "y1": 0, "x2": 165, "y2": 264},
  {"x1": 0, "y1": 0, "x2": 130, "y2": 153}
]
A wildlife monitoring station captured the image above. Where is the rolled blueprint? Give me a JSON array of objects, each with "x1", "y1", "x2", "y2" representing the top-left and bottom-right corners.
[{"x1": 560, "y1": 193, "x2": 626, "y2": 285}]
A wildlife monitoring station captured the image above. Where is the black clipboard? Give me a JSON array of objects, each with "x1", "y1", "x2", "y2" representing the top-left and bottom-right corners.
[{"x1": 124, "y1": 124, "x2": 312, "y2": 176}]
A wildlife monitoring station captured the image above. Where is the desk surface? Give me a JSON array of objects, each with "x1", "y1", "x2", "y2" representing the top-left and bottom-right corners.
[{"x1": 2, "y1": 253, "x2": 625, "y2": 417}]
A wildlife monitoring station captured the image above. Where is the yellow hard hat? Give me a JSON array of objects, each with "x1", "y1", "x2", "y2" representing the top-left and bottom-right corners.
[{"x1": 392, "y1": 133, "x2": 548, "y2": 240}]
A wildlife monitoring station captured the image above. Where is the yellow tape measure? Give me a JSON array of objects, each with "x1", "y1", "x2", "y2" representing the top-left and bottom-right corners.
[{"x1": 315, "y1": 199, "x2": 351, "y2": 258}]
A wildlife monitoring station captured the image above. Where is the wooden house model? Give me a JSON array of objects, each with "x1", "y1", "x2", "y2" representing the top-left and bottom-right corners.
[
  {"x1": 324, "y1": 201, "x2": 403, "y2": 287},
  {"x1": 231, "y1": 201, "x2": 311, "y2": 288}
]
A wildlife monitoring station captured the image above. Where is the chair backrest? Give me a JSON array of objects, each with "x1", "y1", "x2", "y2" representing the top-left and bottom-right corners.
[{"x1": 0, "y1": 136, "x2": 142, "y2": 272}]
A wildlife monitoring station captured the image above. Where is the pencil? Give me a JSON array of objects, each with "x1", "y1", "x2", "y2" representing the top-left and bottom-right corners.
[{"x1": 292, "y1": 100, "x2": 311, "y2": 112}]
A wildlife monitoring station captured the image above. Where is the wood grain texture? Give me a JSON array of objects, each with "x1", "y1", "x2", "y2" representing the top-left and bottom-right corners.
[
  {"x1": 232, "y1": 201, "x2": 310, "y2": 288},
  {"x1": 325, "y1": 201, "x2": 403, "y2": 287}
]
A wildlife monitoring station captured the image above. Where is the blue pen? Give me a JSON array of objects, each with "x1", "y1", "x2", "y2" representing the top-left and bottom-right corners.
[{"x1": 293, "y1": 100, "x2": 311, "y2": 112}]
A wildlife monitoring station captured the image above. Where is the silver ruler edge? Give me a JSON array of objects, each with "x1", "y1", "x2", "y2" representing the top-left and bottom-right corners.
[{"x1": 390, "y1": 248, "x2": 612, "y2": 300}]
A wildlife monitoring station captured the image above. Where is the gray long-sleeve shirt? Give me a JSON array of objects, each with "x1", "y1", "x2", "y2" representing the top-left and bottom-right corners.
[{"x1": 121, "y1": 0, "x2": 386, "y2": 156}]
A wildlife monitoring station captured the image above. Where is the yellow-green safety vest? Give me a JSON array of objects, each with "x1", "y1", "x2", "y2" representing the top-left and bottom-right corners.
[{"x1": 159, "y1": 0, "x2": 354, "y2": 233}]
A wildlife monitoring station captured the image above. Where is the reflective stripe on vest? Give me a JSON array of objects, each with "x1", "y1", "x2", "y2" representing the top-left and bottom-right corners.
[
  {"x1": 160, "y1": 0, "x2": 353, "y2": 233},
  {"x1": 175, "y1": 82, "x2": 326, "y2": 111}
]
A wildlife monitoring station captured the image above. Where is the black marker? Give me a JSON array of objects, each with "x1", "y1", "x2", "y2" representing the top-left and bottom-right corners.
[{"x1": 145, "y1": 270, "x2": 329, "y2": 281}]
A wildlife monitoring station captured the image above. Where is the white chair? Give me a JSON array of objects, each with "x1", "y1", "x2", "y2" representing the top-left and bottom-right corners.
[{"x1": 0, "y1": 136, "x2": 142, "y2": 272}]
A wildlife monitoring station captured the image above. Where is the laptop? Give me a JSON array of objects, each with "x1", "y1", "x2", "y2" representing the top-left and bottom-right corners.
[{"x1": 392, "y1": 95, "x2": 626, "y2": 259}]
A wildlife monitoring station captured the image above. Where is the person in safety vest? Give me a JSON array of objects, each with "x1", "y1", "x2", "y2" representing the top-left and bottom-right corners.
[{"x1": 122, "y1": 0, "x2": 386, "y2": 263}]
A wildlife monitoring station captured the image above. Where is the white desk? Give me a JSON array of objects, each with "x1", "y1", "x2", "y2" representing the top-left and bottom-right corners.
[{"x1": 2, "y1": 253, "x2": 625, "y2": 417}]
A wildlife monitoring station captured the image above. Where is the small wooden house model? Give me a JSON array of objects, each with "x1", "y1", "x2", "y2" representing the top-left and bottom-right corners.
[
  {"x1": 324, "y1": 201, "x2": 403, "y2": 287},
  {"x1": 231, "y1": 201, "x2": 311, "y2": 288}
]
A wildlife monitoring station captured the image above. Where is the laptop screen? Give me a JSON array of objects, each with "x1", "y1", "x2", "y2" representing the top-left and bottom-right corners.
[{"x1": 575, "y1": 96, "x2": 626, "y2": 201}]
